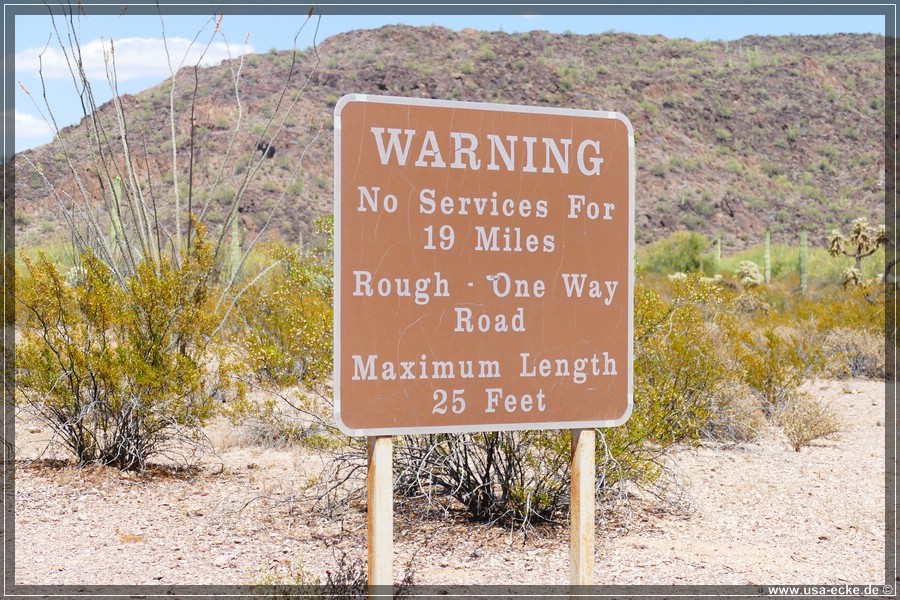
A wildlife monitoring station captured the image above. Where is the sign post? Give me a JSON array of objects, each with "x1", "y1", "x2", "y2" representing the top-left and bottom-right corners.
[
  {"x1": 334, "y1": 95, "x2": 634, "y2": 591},
  {"x1": 367, "y1": 436, "x2": 392, "y2": 598},
  {"x1": 570, "y1": 428, "x2": 596, "y2": 590}
]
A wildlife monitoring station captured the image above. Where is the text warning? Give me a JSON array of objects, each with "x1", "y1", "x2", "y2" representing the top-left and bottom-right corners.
[{"x1": 334, "y1": 95, "x2": 634, "y2": 435}]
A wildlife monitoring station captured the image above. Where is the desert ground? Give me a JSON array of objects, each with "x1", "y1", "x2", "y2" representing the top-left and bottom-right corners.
[{"x1": 12, "y1": 378, "x2": 887, "y2": 589}]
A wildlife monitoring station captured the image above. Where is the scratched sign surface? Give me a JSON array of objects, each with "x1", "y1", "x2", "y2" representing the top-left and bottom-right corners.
[{"x1": 334, "y1": 95, "x2": 634, "y2": 436}]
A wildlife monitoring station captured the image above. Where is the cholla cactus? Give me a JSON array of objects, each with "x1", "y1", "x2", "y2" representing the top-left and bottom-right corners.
[
  {"x1": 828, "y1": 217, "x2": 886, "y2": 274},
  {"x1": 735, "y1": 261, "x2": 764, "y2": 288},
  {"x1": 734, "y1": 290, "x2": 772, "y2": 315},
  {"x1": 667, "y1": 272, "x2": 688, "y2": 282},
  {"x1": 841, "y1": 267, "x2": 862, "y2": 288}
]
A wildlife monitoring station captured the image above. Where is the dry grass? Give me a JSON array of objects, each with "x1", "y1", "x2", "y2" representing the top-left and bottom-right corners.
[
  {"x1": 115, "y1": 529, "x2": 145, "y2": 544},
  {"x1": 821, "y1": 327, "x2": 885, "y2": 379},
  {"x1": 705, "y1": 383, "x2": 768, "y2": 443},
  {"x1": 774, "y1": 392, "x2": 841, "y2": 451}
]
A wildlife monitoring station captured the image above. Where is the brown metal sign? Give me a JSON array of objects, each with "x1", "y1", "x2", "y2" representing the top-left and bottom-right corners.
[{"x1": 334, "y1": 95, "x2": 633, "y2": 436}]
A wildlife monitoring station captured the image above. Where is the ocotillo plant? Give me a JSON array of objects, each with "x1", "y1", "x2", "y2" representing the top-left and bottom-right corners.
[
  {"x1": 15, "y1": 7, "x2": 325, "y2": 470},
  {"x1": 109, "y1": 176, "x2": 123, "y2": 261}
]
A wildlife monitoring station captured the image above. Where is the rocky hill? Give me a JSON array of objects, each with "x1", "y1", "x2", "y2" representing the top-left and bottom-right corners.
[{"x1": 13, "y1": 25, "x2": 886, "y2": 253}]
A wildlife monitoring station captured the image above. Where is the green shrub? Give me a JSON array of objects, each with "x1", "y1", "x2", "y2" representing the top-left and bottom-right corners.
[
  {"x1": 631, "y1": 277, "x2": 729, "y2": 444},
  {"x1": 555, "y1": 65, "x2": 585, "y2": 91},
  {"x1": 729, "y1": 324, "x2": 824, "y2": 409},
  {"x1": 638, "y1": 230, "x2": 711, "y2": 274},
  {"x1": 719, "y1": 244, "x2": 885, "y2": 286},
  {"x1": 390, "y1": 276, "x2": 736, "y2": 525},
  {"x1": 649, "y1": 162, "x2": 668, "y2": 177},
  {"x1": 610, "y1": 276, "x2": 738, "y2": 469},
  {"x1": 480, "y1": 44, "x2": 496, "y2": 61},
  {"x1": 235, "y1": 218, "x2": 333, "y2": 390},
  {"x1": 15, "y1": 227, "x2": 221, "y2": 469},
  {"x1": 639, "y1": 99, "x2": 659, "y2": 116},
  {"x1": 216, "y1": 218, "x2": 337, "y2": 449}
]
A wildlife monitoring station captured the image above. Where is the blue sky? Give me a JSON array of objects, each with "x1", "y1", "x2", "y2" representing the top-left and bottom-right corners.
[{"x1": 12, "y1": 7, "x2": 889, "y2": 153}]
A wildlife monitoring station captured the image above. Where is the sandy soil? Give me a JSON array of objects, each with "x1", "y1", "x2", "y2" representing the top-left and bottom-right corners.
[{"x1": 11, "y1": 379, "x2": 887, "y2": 588}]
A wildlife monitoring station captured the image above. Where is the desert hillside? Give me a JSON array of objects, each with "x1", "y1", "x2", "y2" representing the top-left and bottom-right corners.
[{"x1": 13, "y1": 26, "x2": 886, "y2": 252}]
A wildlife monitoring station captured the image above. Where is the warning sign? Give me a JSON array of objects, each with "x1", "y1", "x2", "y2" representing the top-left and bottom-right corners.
[{"x1": 334, "y1": 95, "x2": 634, "y2": 436}]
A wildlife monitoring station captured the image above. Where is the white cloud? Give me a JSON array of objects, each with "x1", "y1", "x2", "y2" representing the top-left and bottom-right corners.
[
  {"x1": 15, "y1": 110, "x2": 54, "y2": 138},
  {"x1": 16, "y1": 36, "x2": 254, "y2": 82}
]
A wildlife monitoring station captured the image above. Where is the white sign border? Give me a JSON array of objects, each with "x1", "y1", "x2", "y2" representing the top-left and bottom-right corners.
[{"x1": 333, "y1": 94, "x2": 635, "y2": 437}]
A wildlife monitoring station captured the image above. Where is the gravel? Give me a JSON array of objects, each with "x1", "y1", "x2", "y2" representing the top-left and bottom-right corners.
[{"x1": 13, "y1": 379, "x2": 886, "y2": 587}]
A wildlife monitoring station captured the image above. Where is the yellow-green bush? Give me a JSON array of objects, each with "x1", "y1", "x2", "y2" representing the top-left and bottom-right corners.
[
  {"x1": 16, "y1": 228, "x2": 221, "y2": 469},
  {"x1": 220, "y1": 217, "x2": 337, "y2": 448},
  {"x1": 637, "y1": 230, "x2": 713, "y2": 274},
  {"x1": 745, "y1": 280, "x2": 885, "y2": 384},
  {"x1": 235, "y1": 217, "x2": 334, "y2": 389},
  {"x1": 391, "y1": 275, "x2": 742, "y2": 525},
  {"x1": 787, "y1": 281, "x2": 885, "y2": 335},
  {"x1": 601, "y1": 275, "x2": 738, "y2": 488},
  {"x1": 729, "y1": 323, "x2": 825, "y2": 408}
]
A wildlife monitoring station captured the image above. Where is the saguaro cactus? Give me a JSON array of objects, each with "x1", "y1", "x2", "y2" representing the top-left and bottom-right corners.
[
  {"x1": 764, "y1": 229, "x2": 771, "y2": 284},
  {"x1": 799, "y1": 227, "x2": 808, "y2": 294}
]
